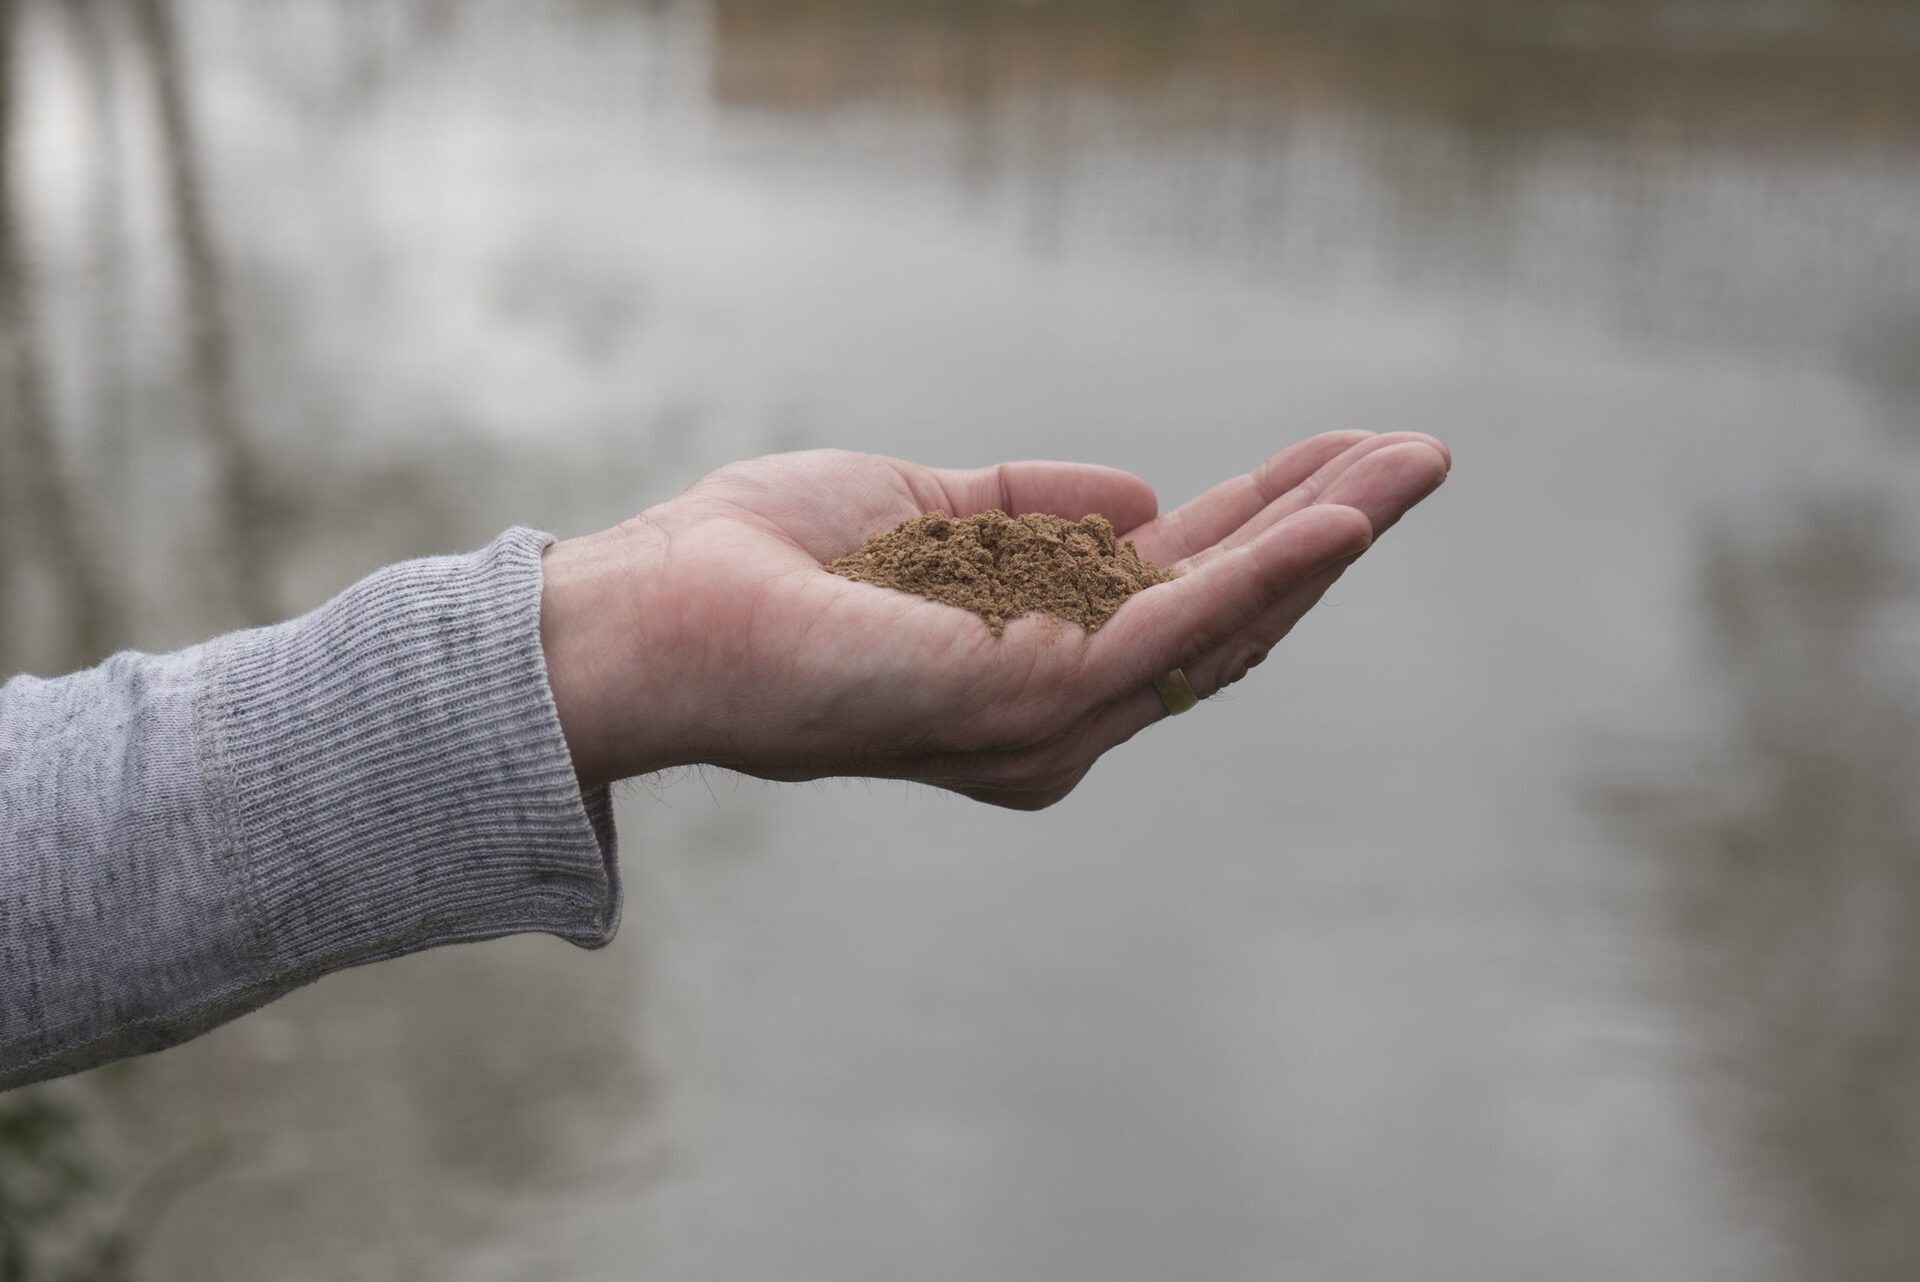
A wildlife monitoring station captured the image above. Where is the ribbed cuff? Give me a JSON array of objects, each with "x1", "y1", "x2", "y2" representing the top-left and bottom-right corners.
[{"x1": 201, "y1": 528, "x2": 620, "y2": 981}]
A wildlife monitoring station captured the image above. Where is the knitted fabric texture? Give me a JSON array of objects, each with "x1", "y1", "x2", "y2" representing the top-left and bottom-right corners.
[{"x1": 0, "y1": 528, "x2": 619, "y2": 1090}]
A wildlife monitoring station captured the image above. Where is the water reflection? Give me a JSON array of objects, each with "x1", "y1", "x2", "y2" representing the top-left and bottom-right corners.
[
  {"x1": 709, "y1": 0, "x2": 1920, "y2": 379},
  {"x1": 1601, "y1": 498, "x2": 1920, "y2": 1278},
  {"x1": 1, "y1": 0, "x2": 1918, "y2": 1277},
  {"x1": 127, "y1": 0, "x2": 273, "y2": 624},
  {"x1": 0, "y1": 0, "x2": 114, "y2": 665},
  {"x1": 713, "y1": 0, "x2": 1920, "y2": 137},
  {"x1": 1848, "y1": 308, "x2": 1920, "y2": 435}
]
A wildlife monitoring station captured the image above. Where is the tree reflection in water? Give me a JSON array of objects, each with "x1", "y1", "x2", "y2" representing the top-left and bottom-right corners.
[
  {"x1": 1605, "y1": 498, "x2": 1920, "y2": 1279},
  {"x1": 128, "y1": 0, "x2": 275, "y2": 627},
  {"x1": 0, "y1": 1, "x2": 580, "y2": 1273},
  {"x1": 2, "y1": 0, "x2": 1919, "y2": 1277},
  {"x1": 0, "y1": 0, "x2": 115, "y2": 668}
]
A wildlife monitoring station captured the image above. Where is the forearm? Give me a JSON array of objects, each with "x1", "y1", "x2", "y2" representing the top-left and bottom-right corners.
[{"x1": 0, "y1": 528, "x2": 619, "y2": 1090}]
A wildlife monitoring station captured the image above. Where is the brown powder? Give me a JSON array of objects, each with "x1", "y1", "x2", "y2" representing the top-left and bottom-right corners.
[{"x1": 825, "y1": 509, "x2": 1177, "y2": 635}]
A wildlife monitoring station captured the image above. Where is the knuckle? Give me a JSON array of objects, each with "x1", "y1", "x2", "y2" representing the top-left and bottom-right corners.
[
  {"x1": 1035, "y1": 767, "x2": 1093, "y2": 808},
  {"x1": 965, "y1": 759, "x2": 1091, "y2": 812},
  {"x1": 974, "y1": 740, "x2": 1090, "y2": 796},
  {"x1": 1218, "y1": 641, "x2": 1272, "y2": 689},
  {"x1": 1004, "y1": 741, "x2": 1078, "y2": 789},
  {"x1": 1006, "y1": 776, "x2": 1084, "y2": 812}
]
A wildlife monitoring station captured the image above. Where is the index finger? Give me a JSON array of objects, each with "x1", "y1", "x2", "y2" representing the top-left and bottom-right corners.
[{"x1": 1122, "y1": 431, "x2": 1373, "y2": 566}]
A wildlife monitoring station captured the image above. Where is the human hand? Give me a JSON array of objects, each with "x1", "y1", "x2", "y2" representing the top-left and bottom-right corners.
[{"x1": 541, "y1": 432, "x2": 1448, "y2": 807}]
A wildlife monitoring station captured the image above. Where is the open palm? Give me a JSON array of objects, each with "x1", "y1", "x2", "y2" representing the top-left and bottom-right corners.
[{"x1": 543, "y1": 432, "x2": 1448, "y2": 807}]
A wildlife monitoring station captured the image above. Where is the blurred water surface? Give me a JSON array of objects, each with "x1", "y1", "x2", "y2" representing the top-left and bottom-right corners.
[{"x1": 4, "y1": 1, "x2": 1920, "y2": 1279}]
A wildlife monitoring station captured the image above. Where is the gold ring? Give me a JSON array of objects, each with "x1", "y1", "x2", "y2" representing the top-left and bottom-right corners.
[{"x1": 1152, "y1": 667, "x2": 1198, "y2": 716}]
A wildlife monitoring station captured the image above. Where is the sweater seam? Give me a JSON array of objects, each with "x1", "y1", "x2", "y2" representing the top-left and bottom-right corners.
[{"x1": 193, "y1": 633, "x2": 277, "y2": 982}]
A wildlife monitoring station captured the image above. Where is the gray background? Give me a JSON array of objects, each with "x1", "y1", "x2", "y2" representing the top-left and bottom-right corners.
[{"x1": 3, "y1": 1, "x2": 1919, "y2": 1278}]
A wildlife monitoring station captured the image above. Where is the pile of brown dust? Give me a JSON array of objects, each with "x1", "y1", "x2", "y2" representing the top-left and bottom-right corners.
[{"x1": 825, "y1": 509, "x2": 1176, "y2": 635}]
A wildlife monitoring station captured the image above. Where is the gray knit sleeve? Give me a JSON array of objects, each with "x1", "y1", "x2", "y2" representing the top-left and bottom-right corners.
[{"x1": 0, "y1": 528, "x2": 619, "y2": 1091}]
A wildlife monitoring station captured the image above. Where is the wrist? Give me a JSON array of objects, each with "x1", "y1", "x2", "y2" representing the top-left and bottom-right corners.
[{"x1": 539, "y1": 519, "x2": 683, "y2": 788}]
